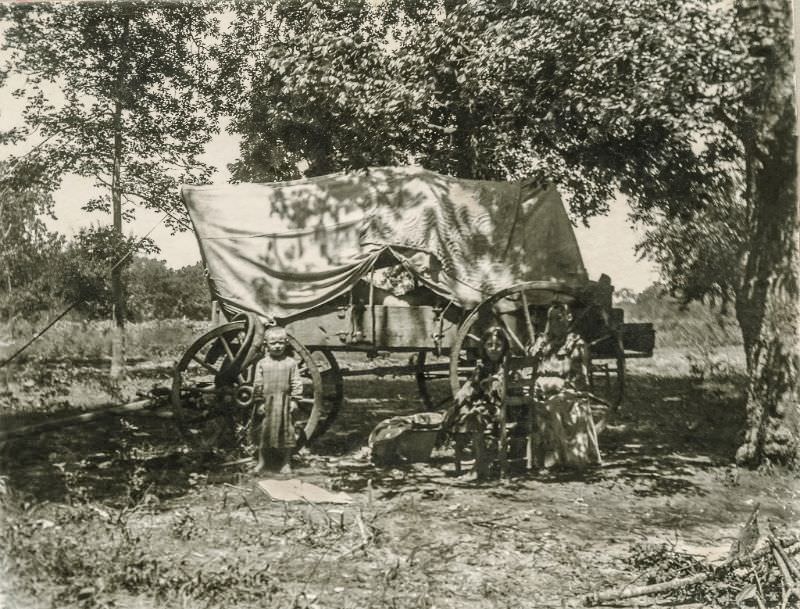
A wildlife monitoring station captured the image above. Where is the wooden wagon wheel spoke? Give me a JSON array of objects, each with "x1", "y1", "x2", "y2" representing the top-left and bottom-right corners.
[
  {"x1": 191, "y1": 355, "x2": 219, "y2": 375},
  {"x1": 284, "y1": 337, "x2": 343, "y2": 445},
  {"x1": 172, "y1": 318, "x2": 259, "y2": 444},
  {"x1": 520, "y1": 290, "x2": 536, "y2": 345},
  {"x1": 218, "y1": 335, "x2": 236, "y2": 361},
  {"x1": 496, "y1": 315, "x2": 526, "y2": 354}
]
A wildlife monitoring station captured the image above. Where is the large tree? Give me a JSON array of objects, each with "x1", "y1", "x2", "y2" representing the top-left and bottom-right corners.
[
  {"x1": 730, "y1": 0, "x2": 799, "y2": 465},
  {"x1": 633, "y1": 0, "x2": 799, "y2": 465},
  {"x1": 2, "y1": 1, "x2": 219, "y2": 378},
  {"x1": 217, "y1": 0, "x2": 798, "y2": 465}
]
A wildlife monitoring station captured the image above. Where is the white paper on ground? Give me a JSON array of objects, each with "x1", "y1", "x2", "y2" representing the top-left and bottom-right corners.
[{"x1": 257, "y1": 478, "x2": 353, "y2": 504}]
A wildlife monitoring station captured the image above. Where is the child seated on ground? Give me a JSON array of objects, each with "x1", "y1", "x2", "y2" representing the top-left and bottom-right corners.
[
  {"x1": 253, "y1": 326, "x2": 303, "y2": 475},
  {"x1": 444, "y1": 327, "x2": 508, "y2": 480}
]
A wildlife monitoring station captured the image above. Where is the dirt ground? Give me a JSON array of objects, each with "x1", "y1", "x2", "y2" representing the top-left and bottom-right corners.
[{"x1": 1, "y1": 355, "x2": 798, "y2": 609}]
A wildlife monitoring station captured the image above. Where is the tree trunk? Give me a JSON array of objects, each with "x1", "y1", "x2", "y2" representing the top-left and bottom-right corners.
[
  {"x1": 109, "y1": 100, "x2": 125, "y2": 381},
  {"x1": 109, "y1": 17, "x2": 130, "y2": 382},
  {"x1": 734, "y1": 0, "x2": 800, "y2": 466}
]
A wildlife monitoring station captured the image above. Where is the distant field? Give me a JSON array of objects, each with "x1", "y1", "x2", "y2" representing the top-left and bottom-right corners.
[{"x1": 0, "y1": 319, "x2": 213, "y2": 364}]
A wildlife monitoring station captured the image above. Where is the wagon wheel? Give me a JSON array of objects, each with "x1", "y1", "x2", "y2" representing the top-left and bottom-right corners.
[
  {"x1": 415, "y1": 350, "x2": 457, "y2": 410},
  {"x1": 171, "y1": 319, "x2": 259, "y2": 429},
  {"x1": 288, "y1": 338, "x2": 343, "y2": 445},
  {"x1": 172, "y1": 320, "x2": 343, "y2": 446},
  {"x1": 415, "y1": 351, "x2": 434, "y2": 410},
  {"x1": 449, "y1": 281, "x2": 578, "y2": 398}
]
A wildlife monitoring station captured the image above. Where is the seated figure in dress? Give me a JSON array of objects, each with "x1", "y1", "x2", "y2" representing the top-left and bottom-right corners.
[
  {"x1": 528, "y1": 303, "x2": 602, "y2": 469},
  {"x1": 445, "y1": 326, "x2": 509, "y2": 480}
]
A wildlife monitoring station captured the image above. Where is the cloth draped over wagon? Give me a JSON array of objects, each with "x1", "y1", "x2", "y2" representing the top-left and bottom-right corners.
[{"x1": 181, "y1": 166, "x2": 587, "y2": 321}]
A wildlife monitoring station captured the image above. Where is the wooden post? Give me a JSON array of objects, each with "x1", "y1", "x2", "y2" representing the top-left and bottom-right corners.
[
  {"x1": 521, "y1": 290, "x2": 536, "y2": 346},
  {"x1": 498, "y1": 356, "x2": 509, "y2": 478},
  {"x1": 526, "y1": 402, "x2": 537, "y2": 470}
]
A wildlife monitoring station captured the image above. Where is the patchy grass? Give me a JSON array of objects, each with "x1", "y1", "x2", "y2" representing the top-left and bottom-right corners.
[
  {"x1": 628, "y1": 345, "x2": 745, "y2": 381},
  {"x1": 1, "y1": 363, "x2": 798, "y2": 609}
]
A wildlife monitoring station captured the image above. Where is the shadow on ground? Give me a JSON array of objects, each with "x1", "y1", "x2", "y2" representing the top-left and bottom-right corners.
[{"x1": 0, "y1": 372, "x2": 747, "y2": 506}]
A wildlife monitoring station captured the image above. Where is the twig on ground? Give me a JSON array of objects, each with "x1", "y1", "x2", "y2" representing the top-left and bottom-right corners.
[
  {"x1": 769, "y1": 536, "x2": 800, "y2": 609},
  {"x1": 355, "y1": 508, "x2": 372, "y2": 546},
  {"x1": 337, "y1": 509, "x2": 376, "y2": 560},
  {"x1": 750, "y1": 558, "x2": 767, "y2": 609},
  {"x1": 239, "y1": 494, "x2": 259, "y2": 523},
  {"x1": 222, "y1": 482, "x2": 249, "y2": 492},
  {"x1": 584, "y1": 539, "x2": 800, "y2": 606},
  {"x1": 770, "y1": 535, "x2": 800, "y2": 581},
  {"x1": 222, "y1": 457, "x2": 253, "y2": 467},
  {"x1": 300, "y1": 496, "x2": 333, "y2": 529}
]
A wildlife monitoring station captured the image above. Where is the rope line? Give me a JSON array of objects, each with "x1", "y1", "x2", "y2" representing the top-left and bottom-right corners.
[
  {"x1": 108, "y1": 212, "x2": 170, "y2": 273},
  {"x1": 0, "y1": 302, "x2": 78, "y2": 368}
]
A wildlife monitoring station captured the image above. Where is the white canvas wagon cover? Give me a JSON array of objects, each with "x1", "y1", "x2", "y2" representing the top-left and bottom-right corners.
[{"x1": 181, "y1": 166, "x2": 587, "y2": 321}]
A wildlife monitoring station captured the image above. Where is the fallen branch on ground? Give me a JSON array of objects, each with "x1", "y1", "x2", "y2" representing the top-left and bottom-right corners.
[
  {"x1": 583, "y1": 539, "x2": 800, "y2": 606},
  {"x1": 0, "y1": 397, "x2": 169, "y2": 441}
]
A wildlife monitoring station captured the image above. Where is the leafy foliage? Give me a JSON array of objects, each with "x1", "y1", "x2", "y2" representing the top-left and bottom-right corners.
[
  {"x1": 0, "y1": 1, "x2": 219, "y2": 228},
  {"x1": 636, "y1": 190, "x2": 748, "y2": 309},
  {"x1": 43, "y1": 229, "x2": 208, "y2": 322},
  {"x1": 217, "y1": 0, "x2": 741, "y2": 221},
  {"x1": 125, "y1": 259, "x2": 210, "y2": 322},
  {"x1": 56, "y1": 226, "x2": 158, "y2": 319},
  {"x1": 0, "y1": 163, "x2": 65, "y2": 319}
]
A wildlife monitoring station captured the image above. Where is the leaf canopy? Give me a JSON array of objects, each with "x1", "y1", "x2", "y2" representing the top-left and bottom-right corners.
[
  {"x1": 217, "y1": 0, "x2": 745, "y2": 223},
  {"x1": 1, "y1": 0, "x2": 221, "y2": 229}
]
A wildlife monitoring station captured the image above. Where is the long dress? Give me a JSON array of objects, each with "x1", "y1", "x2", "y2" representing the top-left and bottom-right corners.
[
  {"x1": 530, "y1": 333, "x2": 602, "y2": 468},
  {"x1": 256, "y1": 354, "x2": 303, "y2": 450}
]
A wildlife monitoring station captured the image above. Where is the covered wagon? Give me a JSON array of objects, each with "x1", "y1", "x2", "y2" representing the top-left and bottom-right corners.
[{"x1": 173, "y1": 166, "x2": 654, "y2": 446}]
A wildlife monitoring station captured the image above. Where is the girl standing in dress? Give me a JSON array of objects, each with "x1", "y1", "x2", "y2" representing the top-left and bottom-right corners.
[{"x1": 254, "y1": 326, "x2": 303, "y2": 474}]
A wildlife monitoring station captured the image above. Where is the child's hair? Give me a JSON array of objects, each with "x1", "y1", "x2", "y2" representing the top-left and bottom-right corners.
[
  {"x1": 546, "y1": 302, "x2": 571, "y2": 320},
  {"x1": 264, "y1": 325, "x2": 289, "y2": 342},
  {"x1": 480, "y1": 326, "x2": 509, "y2": 361},
  {"x1": 544, "y1": 303, "x2": 572, "y2": 340}
]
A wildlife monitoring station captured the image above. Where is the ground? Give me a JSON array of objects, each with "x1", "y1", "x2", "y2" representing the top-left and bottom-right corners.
[{"x1": 0, "y1": 347, "x2": 798, "y2": 609}]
